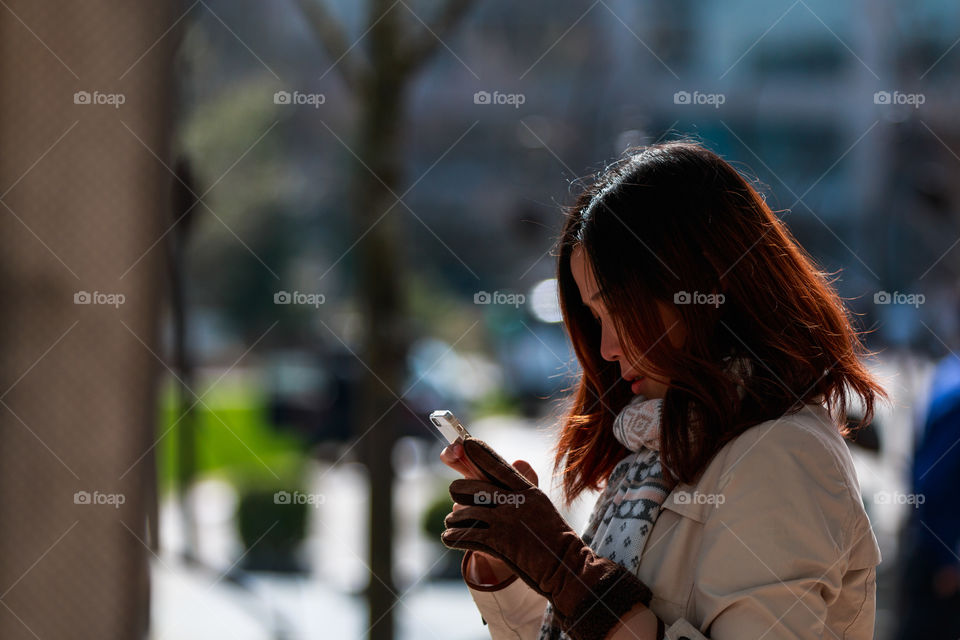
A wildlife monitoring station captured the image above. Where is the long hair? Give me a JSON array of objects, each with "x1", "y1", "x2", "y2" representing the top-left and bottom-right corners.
[{"x1": 553, "y1": 141, "x2": 887, "y2": 505}]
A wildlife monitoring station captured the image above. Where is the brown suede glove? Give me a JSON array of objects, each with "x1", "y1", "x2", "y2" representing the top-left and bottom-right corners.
[{"x1": 441, "y1": 437, "x2": 654, "y2": 640}]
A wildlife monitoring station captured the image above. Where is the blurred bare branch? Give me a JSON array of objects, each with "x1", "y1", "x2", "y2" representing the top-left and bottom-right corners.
[
  {"x1": 293, "y1": 0, "x2": 369, "y2": 92},
  {"x1": 399, "y1": 0, "x2": 476, "y2": 74}
]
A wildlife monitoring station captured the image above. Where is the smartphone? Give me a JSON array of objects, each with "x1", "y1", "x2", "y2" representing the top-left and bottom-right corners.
[{"x1": 429, "y1": 409, "x2": 471, "y2": 444}]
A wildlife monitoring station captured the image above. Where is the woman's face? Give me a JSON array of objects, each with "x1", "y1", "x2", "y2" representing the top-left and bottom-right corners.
[{"x1": 570, "y1": 245, "x2": 684, "y2": 400}]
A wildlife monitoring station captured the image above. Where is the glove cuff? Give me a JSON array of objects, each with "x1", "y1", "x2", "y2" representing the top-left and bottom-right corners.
[
  {"x1": 461, "y1": 551, "x2": 520, "y2": 592},
  {"x1": 558, "y1": 559, "x2": 653, "y2": 640}
]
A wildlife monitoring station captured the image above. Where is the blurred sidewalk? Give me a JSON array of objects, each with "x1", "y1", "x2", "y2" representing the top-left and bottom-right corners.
[{"x1": 150, "y1": 558, "x2": 490, "y2": 640}]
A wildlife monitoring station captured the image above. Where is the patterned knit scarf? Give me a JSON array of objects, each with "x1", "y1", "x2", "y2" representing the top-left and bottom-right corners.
[{"x1": 537, "y1": 357, "x2": 751, "y2": 639}]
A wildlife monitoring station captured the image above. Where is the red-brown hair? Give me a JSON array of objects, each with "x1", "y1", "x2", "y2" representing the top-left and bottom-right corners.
[{"x1": 553, "y1": 141, "x2": 887, "y2": 505}]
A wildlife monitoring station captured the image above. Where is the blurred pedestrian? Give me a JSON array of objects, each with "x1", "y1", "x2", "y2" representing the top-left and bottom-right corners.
[{"x1": 895, "y1": 354, "x2": 960, "y2": 640}]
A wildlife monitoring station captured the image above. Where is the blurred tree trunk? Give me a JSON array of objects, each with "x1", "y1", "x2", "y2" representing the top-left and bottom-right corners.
[
  {"x1": 353, "y1": 5, "x2": 407, "y2": 639},
  {"x1": 295, "y1": 1, "x2": 475, "y2": 638},
  {"x1": 0, "y1": 1, "x2": 175, "y2": 639}
]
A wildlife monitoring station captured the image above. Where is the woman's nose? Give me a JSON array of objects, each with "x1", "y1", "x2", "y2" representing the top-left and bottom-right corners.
[{"x1": 599, "y1": 326, "x2": 621, "y2": 362}]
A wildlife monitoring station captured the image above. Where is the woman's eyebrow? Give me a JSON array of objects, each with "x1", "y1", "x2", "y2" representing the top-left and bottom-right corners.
[{"x1": 589, "y1": 290, "x2": 603, "y2": 302}]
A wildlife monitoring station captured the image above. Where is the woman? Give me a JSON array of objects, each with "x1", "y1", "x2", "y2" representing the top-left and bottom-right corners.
[{"x1": 440, "y1": 141, "x2": 886, "y2": 640}]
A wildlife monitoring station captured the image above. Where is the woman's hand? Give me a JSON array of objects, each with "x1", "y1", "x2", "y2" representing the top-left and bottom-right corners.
[
  {"x1": 440, "y1": 439, "x2": 538, "y2": 585},
  {"x1": 442, "y1": 437, "x2": 655, "y2": 640}
]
